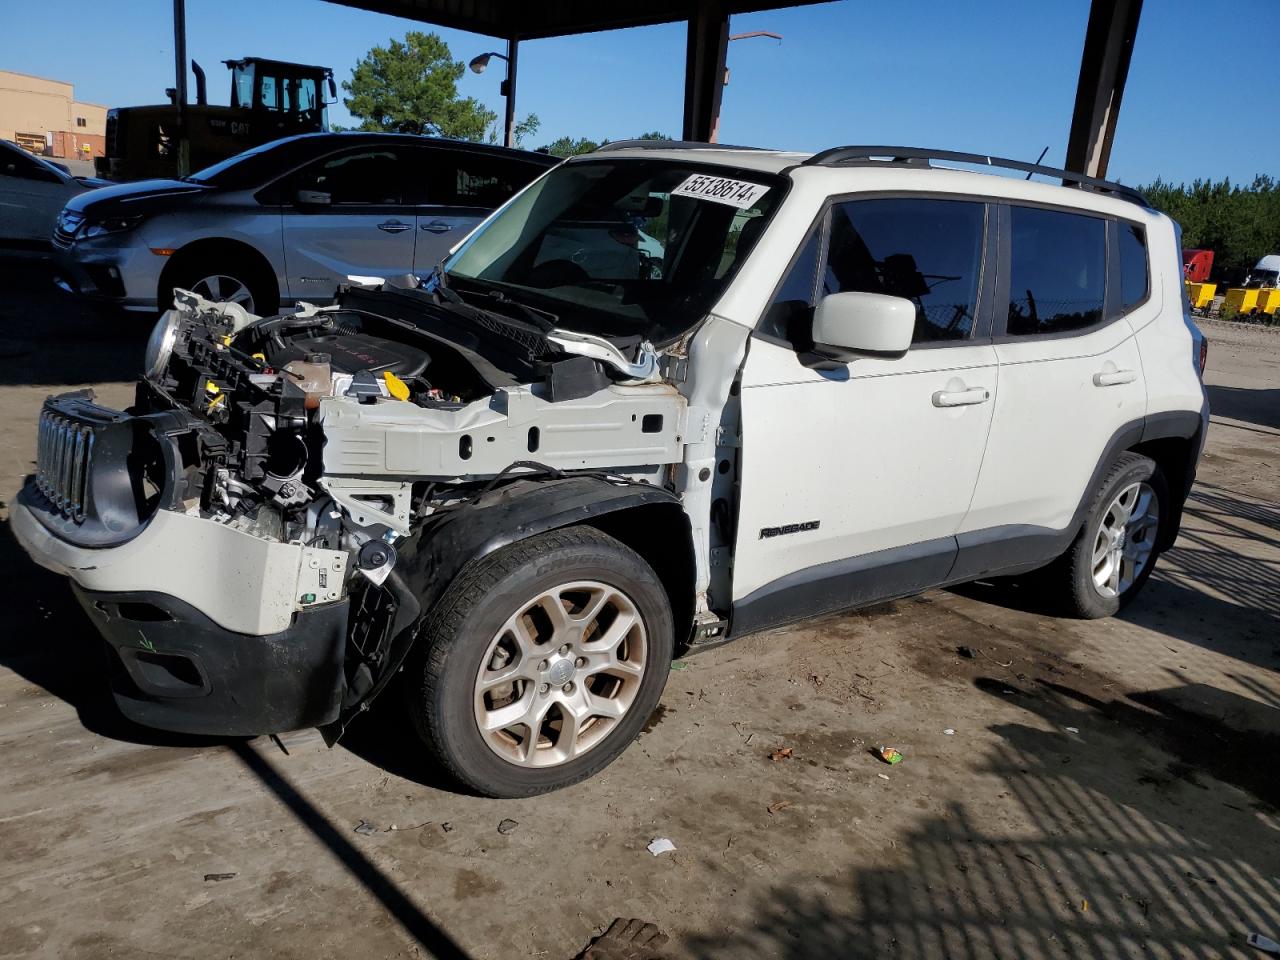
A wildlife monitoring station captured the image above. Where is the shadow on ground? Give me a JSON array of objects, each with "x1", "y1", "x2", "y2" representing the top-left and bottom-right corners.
[
  {"x1": 0, "y1": 255, "x2": 148, "y2": 386},
  {"x1": 684, "y1": 674, "x2": 1280, "y2": 959}
]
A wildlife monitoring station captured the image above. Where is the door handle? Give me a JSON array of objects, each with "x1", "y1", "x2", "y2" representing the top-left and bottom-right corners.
[
  {"x1": 1093, "y1": 369, "x2": 1137, "y2": 387},
  {"x1": 932, "y1": 386, "x2": 990, "y2": 408},
  {"x1": 377, "y1": 220, "x2": 410, "y2": 234},
  {"x1": 419, "y1": 220, "x2": 453, "y2": 234}
]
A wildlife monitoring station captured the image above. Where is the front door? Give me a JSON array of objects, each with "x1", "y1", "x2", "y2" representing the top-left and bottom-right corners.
[
  {"x1": 280, "y1": 146, "x2": 418, "y2": 300},
  {"x1": 731, "y1": 197, "x2": 999, "y2": 633}
]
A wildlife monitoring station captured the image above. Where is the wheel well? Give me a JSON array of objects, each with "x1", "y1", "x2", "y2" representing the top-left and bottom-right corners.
[
  {"x1": 586, "y1": 503, "x2": 697, "y2": 650},
  {"x1": 1129, "y1": 434, "x2": 1198, "y2": 549},
  {"x1": 157, "y1": 238, "x2": 278, "y2": 309}
]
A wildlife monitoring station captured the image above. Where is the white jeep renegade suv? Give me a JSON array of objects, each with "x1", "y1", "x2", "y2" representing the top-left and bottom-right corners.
[{"x1": 14, "y1": 143, "x2": 1208, "y2": 797}]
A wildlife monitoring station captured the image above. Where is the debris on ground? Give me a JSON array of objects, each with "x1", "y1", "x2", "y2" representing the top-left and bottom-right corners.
[
  {"x1": 876, "y1": 746, "x2": 904, "y2": 765},
  {"x1": 1065, "y1": 726, "x2": 1080, "y2": 734},
  {"x1": 767, "y1": 746, "x2": 794, "y2": 761},
  {"x1": 877, "y1": 773, "x2": 891, "y2": 781},
  {"x1": 440, "y1": 822, "x2": 454, "y2": 833},
  {"x1": 646, "y1": 838, "x2": 676, "y2": 856},
  {"x1": 766, "y1": 800, "x2": 793, "y2": 816},
  {"x1": 943, "y1": 728, "x2": 956, "y2": 736},
  {"x1": 202, "y1": 873, "x2": 237, "y2": 882},
  {"x1": 669, "y1": 662, "x2": 689, "y2": 672},
  {"x1": 1247, "y1": 933, "x2": 1280, "y2": 954},
  {"x1": 576, "y1": 918, "x2": 671, "y2": 960},
  {"x1": 497, "y1": 818, "x2": 519, "y2": 835},
  {"x1": 353, "y1": 819, "x2": 378, "y2": 836},
  {"x1": 957, "y1": 645, "x2": 977, "y2": 659},
  {"x1": 809, "y1": 674, "x2": 825, "y2": 688}
]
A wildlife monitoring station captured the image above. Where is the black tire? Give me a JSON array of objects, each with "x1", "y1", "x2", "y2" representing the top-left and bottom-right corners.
[
  {"x1": 1041, "y1": 452, "x2": 1169, "y2": 619},
  {"x1": 408, "y1": 526, "x2": 674, "y2": 798},
  {"x1": 161, "y1": 251, "x2": 279, "y2": 315}
]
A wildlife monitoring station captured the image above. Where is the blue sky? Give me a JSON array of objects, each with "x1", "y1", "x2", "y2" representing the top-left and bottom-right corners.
[{"x1": 1, "y1": 0, "x2": 1274, "y2": 187}]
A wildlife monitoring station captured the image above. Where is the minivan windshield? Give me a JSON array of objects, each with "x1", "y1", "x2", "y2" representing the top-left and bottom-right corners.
[{"x1": 445, "y1": 158, "x2": 786, "y2": 344}]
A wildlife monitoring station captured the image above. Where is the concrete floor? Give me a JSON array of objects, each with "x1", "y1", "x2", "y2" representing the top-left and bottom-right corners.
[{"x1": 1, "y1": 260, "x2": 1277, "y2": 959}]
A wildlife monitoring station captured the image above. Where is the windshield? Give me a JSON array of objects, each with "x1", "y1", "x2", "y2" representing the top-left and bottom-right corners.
[
  {"x1": 186, "y1": 135, "x2": 326, "y2": 188},
  {"x1": 445, "y1": 158, "x2": 786, "y2": 343},
  {"x1": 1251, "y1": 268, "x2": 1279, "y2": 287}
]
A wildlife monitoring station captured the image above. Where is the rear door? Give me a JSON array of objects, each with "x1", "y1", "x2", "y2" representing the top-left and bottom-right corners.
[
  {"x1": 405, "y1": 148, "x2": 550, "y2": 271},
  {"x1": 279, "y1": 146, "x2": 418, "y2": 300},
  {"x1": 953, "y1": 204, "x2": 1147, "y2": 577}
]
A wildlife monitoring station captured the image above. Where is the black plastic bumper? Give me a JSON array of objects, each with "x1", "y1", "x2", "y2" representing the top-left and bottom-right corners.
[{"x1": 74, "y1": 586, "x2": 349, "y2": 736}]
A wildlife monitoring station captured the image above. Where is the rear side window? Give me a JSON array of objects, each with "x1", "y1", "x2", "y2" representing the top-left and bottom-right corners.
[
  {"x1": 1006, "y1": 207, "x2": 1105, "y2": 335},
  {"x1": 1118, "y1": 222, "x2": 1149, "y2": 312},
  {"x1": 420, "y1": 153, "x2": 546, "y2": 207}
]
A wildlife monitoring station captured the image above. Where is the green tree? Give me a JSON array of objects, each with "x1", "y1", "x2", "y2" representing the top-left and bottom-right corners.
[
  {"x1": 539, "y1": 131, "x2": 673, "y2": 158},
  {"x1": 1140, "y1": 174, "x2": 1280, "y2": 279},
  {"x1": 343, "y1": 32, "x2": 496, "y2": 139}
]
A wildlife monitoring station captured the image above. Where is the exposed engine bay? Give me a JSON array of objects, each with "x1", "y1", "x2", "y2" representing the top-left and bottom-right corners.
[{"x1": 130, "y1": 283, "x2": 688, "y2": 729}]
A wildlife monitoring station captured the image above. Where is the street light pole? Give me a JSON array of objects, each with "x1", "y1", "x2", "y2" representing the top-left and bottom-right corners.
[
  {"x1": 710, "y1": 29, "x2": 782, "y2": 144},
  {"x1": 502, "y1": 38, "x2": 518, "y2": 150},
  {"x1": 469, "y1": 43, "x2": 519, "y2": 149},
  {"x1": 172, "y1": 0, "x2": 190, "y2": 175}
]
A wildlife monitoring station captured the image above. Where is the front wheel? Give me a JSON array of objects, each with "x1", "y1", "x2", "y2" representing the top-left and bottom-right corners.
[
  {"x1": 1043, "y1": 452, "x2": 1169, "y2": 619},
  {"x1": 408, "y1": 526, "x2": 674, "y2": 797}
]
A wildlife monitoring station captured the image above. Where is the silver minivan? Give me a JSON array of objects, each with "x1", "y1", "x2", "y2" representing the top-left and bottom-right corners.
[{"x1": 50, "y1": 132, "x2": 557, "y2": 314}]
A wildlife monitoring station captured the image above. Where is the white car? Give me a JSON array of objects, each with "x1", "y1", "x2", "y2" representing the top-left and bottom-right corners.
[
  {"x1": 0, "y1": 140, "x2": 105, "y2": 250},
  {"x1": 13, "y1": 142, "x2": 1208, "y2": 798}
]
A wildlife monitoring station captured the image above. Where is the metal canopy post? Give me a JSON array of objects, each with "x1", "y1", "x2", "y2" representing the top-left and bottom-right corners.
[
  {"x1": 1064, "y1": 0, "x2": 1143, "y2": 179},
  {"x1": 502, "y1": 37, "x2": 518, "y2": 148},
  {"x1": 682, "y1": 0, "x2": 729, "y2": 142},
  {"x1": 172, "y1": 0, "x2": 190, "y2": 176}
]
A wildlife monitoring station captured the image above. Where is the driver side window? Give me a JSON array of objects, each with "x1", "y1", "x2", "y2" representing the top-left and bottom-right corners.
[{"x1": 762, "y1": 197, "x2": 987, "y2": 346}]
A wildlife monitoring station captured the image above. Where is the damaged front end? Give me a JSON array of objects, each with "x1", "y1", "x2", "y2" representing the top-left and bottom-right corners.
[{"x1": 13, "y1": 283, "x2": 687, "y2": 737}]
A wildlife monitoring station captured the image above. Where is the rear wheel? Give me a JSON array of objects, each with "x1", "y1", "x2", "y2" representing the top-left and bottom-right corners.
[
  {"x1": 408, "y1": 526, "x2": 674, "y2": 797},
  {"x1": 1042, "y1": 452, "x2": 1168, "y2": 618}
]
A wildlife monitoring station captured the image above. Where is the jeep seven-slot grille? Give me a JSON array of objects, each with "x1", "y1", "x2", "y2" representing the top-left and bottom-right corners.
[{"x1": 36, "y1": 410, "x2": 95, "y2": 522}]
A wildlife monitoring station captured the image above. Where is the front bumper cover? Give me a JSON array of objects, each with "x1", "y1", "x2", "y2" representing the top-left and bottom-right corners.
[{"x1": 76, "y1": 586, "x2": 348, "y2": 736}]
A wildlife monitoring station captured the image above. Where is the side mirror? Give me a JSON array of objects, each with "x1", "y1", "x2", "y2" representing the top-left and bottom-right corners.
[
  {"x1": 295, "y1": 189, "x2": 331, "y2": 206},
  {"x1": 812, "y1": 291, "x2": 915, "y2": 360}
]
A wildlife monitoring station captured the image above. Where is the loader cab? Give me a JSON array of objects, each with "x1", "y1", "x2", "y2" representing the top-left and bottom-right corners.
[{"x1": 225, "y1": 58, "x2": 336, "y2": 131}]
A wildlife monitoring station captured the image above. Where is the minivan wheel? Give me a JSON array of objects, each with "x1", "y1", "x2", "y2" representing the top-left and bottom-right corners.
[
  {"x1": 408, "y1": 526, "x2": 674, "y2": 798},
  {"x1": 163, "y1": 254, "x2": 279, "y2": 315},
  {"x1": 1046, "y1": 452, "x2": 1168, "y2": 619}
]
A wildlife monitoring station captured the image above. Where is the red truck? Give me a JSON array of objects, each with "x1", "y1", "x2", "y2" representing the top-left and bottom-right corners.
[{"x1": 1182, "y1": 248, "x2": 1214, "y2": 283}]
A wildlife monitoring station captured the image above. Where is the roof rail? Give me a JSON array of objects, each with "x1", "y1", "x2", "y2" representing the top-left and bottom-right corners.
[
  {"x1": 803, "y1": 146, "x2": 1149, "y2": 208},
  {"x1": 594, "y1": 139, "x2": 767, "y2": 153}
]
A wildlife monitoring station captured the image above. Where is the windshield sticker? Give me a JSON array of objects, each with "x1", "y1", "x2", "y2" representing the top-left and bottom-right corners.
[{"x1": 671, "y1": 174, "x2": 770, "y2": 210}]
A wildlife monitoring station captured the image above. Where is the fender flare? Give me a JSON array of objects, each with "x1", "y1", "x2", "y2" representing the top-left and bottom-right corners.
[{"x1": 327, "y1": 477, "x2": 686, "y2": 737}]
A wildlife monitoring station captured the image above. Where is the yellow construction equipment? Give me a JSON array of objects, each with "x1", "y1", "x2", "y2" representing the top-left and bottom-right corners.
[
  {"x1": 1225, "y1": 288, "x2": 1260, "y2": 315},
  {"x1": 1186, "y1": 281, "x2": 1216, "y2": 310},
  {"x1": 1256, "y1": 288, "x2": 1280, "y2": 315}
]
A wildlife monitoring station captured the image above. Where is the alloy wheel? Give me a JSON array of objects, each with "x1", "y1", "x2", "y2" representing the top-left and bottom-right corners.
[
  {"x1": 190, "y1": 274, "x2": 254, "y2": 312},
  {"x1": 1091, "y1": 481, "x2": 1159, "y2": 599},
  {"x1": 473, "y1": 580, "x2": 647, "y2": 768}
]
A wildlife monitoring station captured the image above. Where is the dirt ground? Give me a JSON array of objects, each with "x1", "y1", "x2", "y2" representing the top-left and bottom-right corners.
[{"x1": 1, "y1": 259, "x2": 1277, "y2": 960}]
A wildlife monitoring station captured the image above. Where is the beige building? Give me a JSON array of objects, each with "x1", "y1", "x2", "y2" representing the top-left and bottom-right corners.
[{"x1": 0, "y1": 69, "x2": 107, "y2": 159}]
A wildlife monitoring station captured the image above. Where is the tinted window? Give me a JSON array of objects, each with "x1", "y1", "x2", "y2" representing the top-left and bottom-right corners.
[
  {"x1": 1007, "y1": 207, "x2": 1106, "y2": 335},
  {"x1": 1118, "y1": 222, "x2": 1149, "y2": 312},
  {"x1": 760, "y1": 225, "x2": 821, "y2": 340},
  {"x1": 297, "y1": 149, "x2": 403, "y2": 205},
  {"x1": 417, "y1": 153, "x2": 545, "y2": 207},
  {"x1": 823, "y1": 198, "x2": 985, "y2": 343}
]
